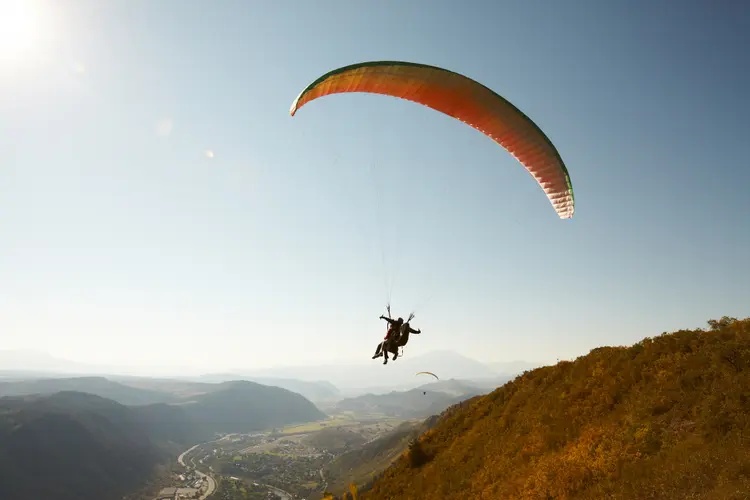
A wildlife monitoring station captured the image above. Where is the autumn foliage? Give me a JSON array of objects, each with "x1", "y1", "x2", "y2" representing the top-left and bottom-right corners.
[
  {"x1": 354, "y1": 317, "x2": 750, "y2": 499},
  {"x1": 406, "y1": 438, "x2": 430, "y2": 468}
]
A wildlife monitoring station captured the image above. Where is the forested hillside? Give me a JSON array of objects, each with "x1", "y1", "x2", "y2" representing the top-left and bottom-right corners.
[
  {"x1": 345, "y1": 317, "x2": 750, "y2": 499},
  {"x1": 181, "y1": 380, "x2": 327, "y2": 434},
  {"x1": 0, "y1": 392, "x2": 168, "y2": 500},
  {"x1": 0, "y1": 380, "x2": 328, "y2": 500}
]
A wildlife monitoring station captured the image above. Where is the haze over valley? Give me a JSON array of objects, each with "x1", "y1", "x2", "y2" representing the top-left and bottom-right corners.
[{"x1": 0, "y1": 349, "x2": 503, "y2": 499}]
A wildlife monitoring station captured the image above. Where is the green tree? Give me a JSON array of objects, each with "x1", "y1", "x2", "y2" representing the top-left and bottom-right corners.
[{"x1": 406, "y1": 438, "x2": 429, "y2": 468}]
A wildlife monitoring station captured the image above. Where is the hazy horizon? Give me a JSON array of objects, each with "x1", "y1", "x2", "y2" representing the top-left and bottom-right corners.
[
  {"x1": 0, "y1": 347, "x2": 539, "y2": 379},
  {"x1": 2, "y1": 1, "x2": 749, "y2": 372}
]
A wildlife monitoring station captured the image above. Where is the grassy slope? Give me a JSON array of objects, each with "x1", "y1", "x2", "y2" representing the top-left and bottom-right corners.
[
  {"x1": 358, "y1": 317, "x2": 750, "y2": 500},
  {"x1": 303, "y1": 428, "x2": 368, "y2": 453},
  {"x1": 324, "y1": 421, "x2": 430, "y2": 494}
]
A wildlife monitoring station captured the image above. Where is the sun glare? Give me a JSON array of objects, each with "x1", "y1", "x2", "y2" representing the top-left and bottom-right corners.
[{"x1": 0, "y1": 0, "x2": 41, "y2": 64}]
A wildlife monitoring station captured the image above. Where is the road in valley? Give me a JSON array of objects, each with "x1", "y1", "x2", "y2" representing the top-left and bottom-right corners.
[
  {"x1": 179, "y1": 436, "x2": 292, "y2": 500},
  {"x1": 177, "y1": 444, "x2": 199, "y2": 467},
  {"x1": 194, "y1": 467, "x2": 217, "y2": 499},
  {"x1": 178, "y1": 443, "x2": 217, "y2": 500},
  {"x1": 319, "y1": 468, "x2": 329, "y2": 493},
  {"x1": 265, "y1": 484, "x2": 292, "y2": 500}
]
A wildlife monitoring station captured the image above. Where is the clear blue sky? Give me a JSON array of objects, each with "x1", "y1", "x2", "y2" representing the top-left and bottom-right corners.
[{"x1": 1, "y1": 0, "x2": 748, "y2": 373}]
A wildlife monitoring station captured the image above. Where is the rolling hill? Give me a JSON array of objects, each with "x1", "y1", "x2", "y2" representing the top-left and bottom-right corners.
[
  {"x1": 191, "y1": 374, "x2": 342, "y2": 403},
  {"x1": 0, "y1": 391, "x2": 169, "y2": 500},
  {"x1": 351, "y1": 316, "x2": 750, "y2": 499},
  {"x1": 0, "y1": 376, "x2": 173, "y2": 405},
  {"x1": 0, "y1": 374, "x2": 336, "y2": 499},
  {"x1": 0, "y1": 350, "x2": 103, "y2": 374},
  {"x1": 414, "y1": 379, "x2": 483, "y2": 396},
  {"x1": 303, "y1": 427, "x2": 368, "y2": 453},
  {"x1": 130, "y1": 402, "x2": 198, "y2": 448},
  {"x1": 332, "y1": 384, "x2": 485, "y2": 419},
  {"x1": 178, "y1": 380, "x2": 327, "y2": 434},
  {"x1": 0, "y1": 379, "x2": 330, "y2": 499},
  {"x1": 109, "y1": 376, "x2": 218, "y2": 399},
  {"x1": 245, "y1": 377, "x2": 341, "y2": 403},
  {"x1": 0, "y1": 375, "x2": 328, "y2": 441}
]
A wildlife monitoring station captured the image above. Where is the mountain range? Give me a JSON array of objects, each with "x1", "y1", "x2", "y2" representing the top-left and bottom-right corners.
[
  {"x1": 0, "y1": 378, "x2": 327, "y2": 500},
  {"x1": 234, "y1": 350, "x2": 538, "y2": 393},
  {"x1": 0, "y1": 349, "x2": 538, "y2": 396},
  {"x1": 0, "y1": 376, "x2": 173, "y2": 406},
  {"x1": 184, "y1": 374, "x2": 342, "y2": 403},
  {"x1": 330, "y1": 380, "x2": 487, "y2": 419}
]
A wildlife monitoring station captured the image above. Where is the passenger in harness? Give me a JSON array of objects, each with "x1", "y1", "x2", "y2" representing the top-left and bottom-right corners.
[{"x1": 371, "y1": 316, "x2": 403, "y2": 364}]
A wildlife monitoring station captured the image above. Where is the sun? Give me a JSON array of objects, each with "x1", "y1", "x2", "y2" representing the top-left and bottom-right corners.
[{"x1": 0, "y1": 0, "x2": 41, "y2": 64}]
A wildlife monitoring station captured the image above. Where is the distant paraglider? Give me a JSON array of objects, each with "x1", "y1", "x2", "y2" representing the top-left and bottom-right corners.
[
  {"x1": 416, "y1": 372, "x2": 438, "y2": 396},
  {"x1": 289, "y1": 60, "x2": 575, "y2": 219}
]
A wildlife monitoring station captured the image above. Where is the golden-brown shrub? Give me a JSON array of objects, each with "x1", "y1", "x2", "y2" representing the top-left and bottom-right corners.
[{"x1": 361, "y1": 317, "x2": 750, "y2": 500}]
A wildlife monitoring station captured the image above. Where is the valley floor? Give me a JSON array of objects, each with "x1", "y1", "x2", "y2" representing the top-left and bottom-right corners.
[{"x1": 171, "y1": 414, "x2": 407, "y2": 500}]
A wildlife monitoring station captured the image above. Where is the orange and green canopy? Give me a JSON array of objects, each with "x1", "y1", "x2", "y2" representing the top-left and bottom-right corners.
[{"x1": 290, "y1": 61, "x2": 574, "y2": 219}]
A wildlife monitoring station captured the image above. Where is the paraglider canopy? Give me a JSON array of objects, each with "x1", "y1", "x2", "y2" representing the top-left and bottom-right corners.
[
  {"x1": 416, "y1": 371, "x2": 439, "y2": 381},
  {"x1": 290, "y1": 60, "x2": 575, "y2": 219}
]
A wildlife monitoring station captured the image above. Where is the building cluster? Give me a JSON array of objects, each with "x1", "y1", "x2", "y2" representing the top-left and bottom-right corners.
[{"x1": 155, "y1": 470, "x2": 205, "y2": 500}]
